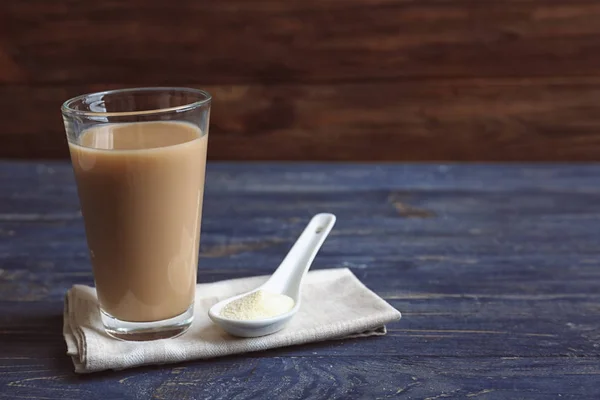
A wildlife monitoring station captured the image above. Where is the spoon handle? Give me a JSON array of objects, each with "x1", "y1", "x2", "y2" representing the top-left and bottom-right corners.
[{"x1": 262, "y1": 213, "x2": 336, "y2": 299}]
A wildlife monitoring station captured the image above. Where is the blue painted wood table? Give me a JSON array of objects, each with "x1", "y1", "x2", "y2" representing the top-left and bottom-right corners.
[{"x1": 1, "y1": 162, "x2": 599, "y2": 399}]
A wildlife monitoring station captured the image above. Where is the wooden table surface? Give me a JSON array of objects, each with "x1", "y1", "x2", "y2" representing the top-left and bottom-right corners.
[{"x1": 0, "y1": 161, "x2": 599, "y2": 399}]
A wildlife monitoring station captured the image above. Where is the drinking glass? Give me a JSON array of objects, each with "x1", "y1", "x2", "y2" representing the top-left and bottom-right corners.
[{"x1": 62, "y1": 87, "x2": 211, "y2": 340}]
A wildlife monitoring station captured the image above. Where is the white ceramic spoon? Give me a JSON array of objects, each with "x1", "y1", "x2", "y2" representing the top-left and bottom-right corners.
[{"x1": 208, "y1": 213, "x2": 336, "y2": 337}]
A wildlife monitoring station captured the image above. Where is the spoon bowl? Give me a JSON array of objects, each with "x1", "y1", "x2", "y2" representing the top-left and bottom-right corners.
[{"x1": 208, "y1": 213, "x2": 336, "y2": 337}]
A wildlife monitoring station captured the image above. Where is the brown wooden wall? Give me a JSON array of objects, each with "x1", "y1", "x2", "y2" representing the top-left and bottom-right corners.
[{"x1": 2, "y1": 0, "x2": 600, "y2": 161}]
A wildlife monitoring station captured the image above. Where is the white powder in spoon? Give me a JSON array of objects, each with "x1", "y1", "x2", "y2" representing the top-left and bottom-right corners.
[{"x1": 219, "y1": 290, "x2": 295, "y2": 321}]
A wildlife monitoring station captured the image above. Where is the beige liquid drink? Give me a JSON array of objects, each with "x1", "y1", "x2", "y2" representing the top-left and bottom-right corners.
[{"x1": 69, "y1": 121, "x2": 207, "y2": 323}]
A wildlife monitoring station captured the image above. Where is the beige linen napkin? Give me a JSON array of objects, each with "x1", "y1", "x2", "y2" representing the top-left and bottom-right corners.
[{"x1": 64, "y1": 268, "x2": 401, "y2": 373}]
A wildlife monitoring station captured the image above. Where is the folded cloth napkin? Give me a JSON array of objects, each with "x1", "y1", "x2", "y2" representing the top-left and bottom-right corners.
[{"x1": 64, "y1": 268, "x2": 401, "y2": 373}]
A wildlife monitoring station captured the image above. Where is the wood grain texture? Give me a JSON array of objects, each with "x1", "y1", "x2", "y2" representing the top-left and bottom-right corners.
[
  {"x1": 2, "y1": 0, "x2": 600, "y2": 160},
  {"x1": 0, "y1": 357, "x2": 599, "y2": 399},
  {"x1": 3, "y1": 0, "x2": 600, "y2": 84},
  {"x1": 4, "y1": 77, "x2": 600, "y2": 160},
  {"x1": 0, "y1": 162, "x2": 599, "y2": 398}
]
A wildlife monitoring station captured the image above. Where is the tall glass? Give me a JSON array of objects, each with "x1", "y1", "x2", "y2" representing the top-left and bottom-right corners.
[{"x1": 62, "y1": 88, "x2": 211, "y2": 341}]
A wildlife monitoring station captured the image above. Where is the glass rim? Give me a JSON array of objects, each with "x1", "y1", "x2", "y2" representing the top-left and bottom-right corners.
[{"x1": 61, "y1": 87, "x2": 212, "y2": 118}]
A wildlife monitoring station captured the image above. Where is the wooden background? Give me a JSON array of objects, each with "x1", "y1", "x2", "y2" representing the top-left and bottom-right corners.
[{"x1": 2, "y1": 0, "x2": 600, "y2": 161}]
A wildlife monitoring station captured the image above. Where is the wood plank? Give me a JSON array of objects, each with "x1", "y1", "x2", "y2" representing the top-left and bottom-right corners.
[
  {"x1": 1, "y1": 289, "x2": 598, "y2": 359},
  {"x1": 2, "y1": 1, "x2": 600, "y2": 84},
  {"x1": 0, "y1": 356, "x2": 598, "y2": 399},
  {"x1": 5, "y1": 162, "x2": 600, "y2": 193},
  {"x1": 3, "y1": 78, "x2": 600, "y2": 160}
]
